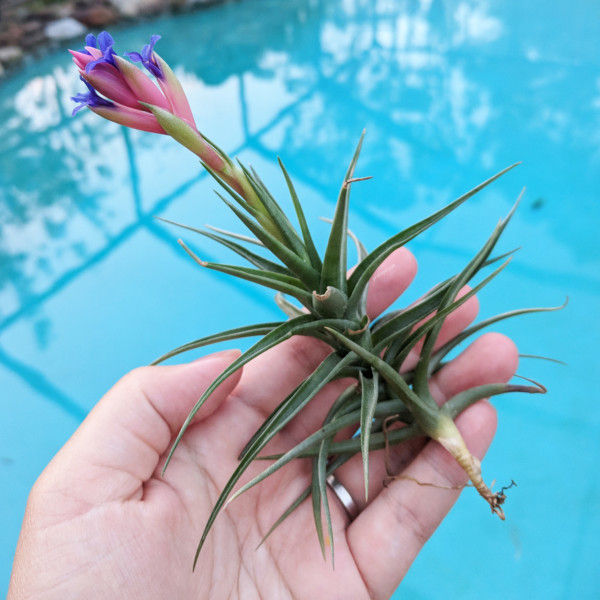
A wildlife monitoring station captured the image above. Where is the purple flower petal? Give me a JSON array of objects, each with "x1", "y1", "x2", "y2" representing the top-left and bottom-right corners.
[
  {"x1": 85, "y1": 48, "x2": 117, "y2": 72},
  {"x1": 97, "y1": 31, "x2": 115, "y2": 52},
  {"x1": 71, "y1": 76, "x2": 114, "y2": 115},
  {"x1": 125, "y1": 51, "x2": 144, "y2": 63},
  {"x1": 126, "y1": 34, "x2": 163, "y2": 79},
  {"x1": 84, "y1": 57, "x2": 103, "y2": 73},
  {"x1": 82, "y1": 31, "x2": 117, "y2": 72},
  {"x1": 144, "y1": 35, "x2": 161, "y2": 61},
  {"x1": 79, "y1": 32, "x2": 98, "y2": 54}
]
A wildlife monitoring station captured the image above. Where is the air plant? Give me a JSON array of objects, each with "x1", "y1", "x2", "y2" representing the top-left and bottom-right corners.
[{"x1": 70, "y1": 32, "x2": 564, "y2": 568}]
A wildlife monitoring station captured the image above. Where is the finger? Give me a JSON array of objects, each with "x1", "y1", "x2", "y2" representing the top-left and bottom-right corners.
[
  {"x1": 335, "y1": 333, "x2": 518, "y2": 508},
  {"x1": 400, "y1": 285, "x2": 479, "y2": 372},
  {"x1": 35, "y1": 350, "x2": 241, "y2": 514},
  {"x1": 235, "y1": 248, "x2": 418, "y2": 417},
  {"x1": 429, "y1": 332, "x2": 519, "y2": 400},
  {"x1": 364, "y1": 247, "x2": 418, "y2": 317},
  {"x1": 347, "y1": 400, "x2": 497, "y2": 600}
]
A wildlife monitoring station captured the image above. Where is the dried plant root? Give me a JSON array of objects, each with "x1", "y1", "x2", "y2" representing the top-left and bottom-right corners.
[{"x1": 436, "y1": 430, "x2": 506, "y2": 519}]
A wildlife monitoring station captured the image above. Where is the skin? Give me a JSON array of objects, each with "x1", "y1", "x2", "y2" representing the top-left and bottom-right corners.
[{"x1": 8, "y1": 248, "x2": 518, "y2": 600}]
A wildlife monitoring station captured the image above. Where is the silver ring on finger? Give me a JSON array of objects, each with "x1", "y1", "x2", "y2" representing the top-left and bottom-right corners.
[{"x1": 326, "y1": 474, "x2": 359, "y2": 520}]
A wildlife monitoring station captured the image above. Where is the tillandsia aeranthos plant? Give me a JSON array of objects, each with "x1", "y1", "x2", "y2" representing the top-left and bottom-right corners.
[{"x1": 70, "y1": 31, "x2": 565, "y2": 567}]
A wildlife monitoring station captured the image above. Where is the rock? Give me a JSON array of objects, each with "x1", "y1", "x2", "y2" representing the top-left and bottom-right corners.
[
  {"x1": 0, "y1": 45, "x2": 23, "y2": 68},
  {"x1": 0, "y1": 25, "x2": 23, "y2": 48},
  {"x1": 22, "y1": 21, "x2": 44, "y2": 35},
  {"x1": 108, "y1": 0, "x2": 165, "y2": 17},
  {"x1": 19, "y1": 20, "x2": 46, "y2": 49},
  {"x1": 20, "y1": 32, "x2": 47, "y2": 50},
  {"x1": 44, "y1": 17, "x2": 86, "y2": 41},
  {"x1": 0, "y1": 62, "x2": 5, "y2": 78},
  {"x1": 74, "y1": 5, "x2": 118, "y2": 28}
]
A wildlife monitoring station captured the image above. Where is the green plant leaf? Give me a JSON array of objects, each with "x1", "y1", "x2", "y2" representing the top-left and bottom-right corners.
[
  {"x1": 384, "y1": 258, "x2": 512, "y2": 370},
  {"x1": 178, "y1": 240, "x2": 313, "y2": 304},
  {"x1": 518, "y1": 353, "x2": 567, "y2": 365},
  {"x1": 237, "y1": 161, "x2": 309, "y2": 260},
  {"x1": 193, "y1": 351, "x2": 355, "y2": 567},
  {"x1": 278, "y1": 158, "x2": 322, "y2": 270},
  {"x1": 200, "y1": 159, "x2": 253, "y2": 210},
  {"x1": 346, "y1": 163, "x2": 520, "y2": 314},
  {"x1": 371, "y1": 249, "x2": 524, "y2": 368},
  {"x1": 444, "y1": 377, "x2": 546, "y2": 418},
  {"x1": 238, "y1": 349, "x2": 357, "y2": 459},
  {"x1": 255, "y1": 386, "x2": 360, "y2": 551},
  {"x1": 320, "y1": 217, "x2": 367, "y2": 263},
  {"x1": 371, "y1": 246, "x2": 520, "y2": 337},
  {"x1": 274, "y1": 293, "x2": 305, "y2": 318},
  {"x1": 205, "y1": 225, "x2": 263, "y2": 246},
  {"x1": 150, "y1": 322, "x2": 282, "y2": 365},
  {"x1": 229, "y1": 398, "x2": 407, "y2": 504},
  {"x1": 316, "y1": 383, "x2": 358, "y2": 564},
  {"x1": 219, "y1": 195, "x2": 321, "y2": 290},
  {"x1": 371, "y1": 284, "x2": 450, "y2": 345},
  {"x1": 201, "y1": 230, "x2": 289, "y2": 273},
  {"x1": 412, "y1": 194, "x2": 522, "y2": 398},
  {"x1": 200, "y1": 159, "x2": 283, "y2": 241},
  {"x1": 320, "y1": 132, "x2": 366, "y2": 293},
  {"x1": 311, "y1": 458, "x2": 327, "y2": 560},
  {"x1": 164, "y1": 313, "x2": 316, "y2": 474},
  {"x1": 256, "y1": 454, "x2": 350, "y2": 548},
  {"x1": 159, "y1": 217, "x2": 289, "y2": 274},
  {"x1": 283, "y1": 423, "x2": 421, "y2": 458},
  {"x1": 317, "y1": 444, "x2": 334, "y2": 565},
  {"x1": 359, "y1": 369, "x2": 379, "y2": 501},
  {"x1": 428, "y1": 300, "x2": 568, "y2": 375},
  {"x1": 324, "y1": 328, "x2": 442, "y2": 435}
]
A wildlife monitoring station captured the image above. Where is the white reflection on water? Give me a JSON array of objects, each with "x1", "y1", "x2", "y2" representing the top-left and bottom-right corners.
[
  {"x1": 0, "y1": 0, "x2": 598, "y2": 338},
  {"x1": 453, "y1": 1, "x2": 503, "y2": 45}
]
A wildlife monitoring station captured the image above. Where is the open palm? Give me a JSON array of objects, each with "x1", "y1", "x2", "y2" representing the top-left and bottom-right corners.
[{"x1": 9, "y1": 248, "x2": 517, "y2": 600}]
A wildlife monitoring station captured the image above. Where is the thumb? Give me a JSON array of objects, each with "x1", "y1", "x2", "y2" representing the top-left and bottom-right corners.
[{"x1": 34, "y1": 350, "x2": 241, "y2": 517}]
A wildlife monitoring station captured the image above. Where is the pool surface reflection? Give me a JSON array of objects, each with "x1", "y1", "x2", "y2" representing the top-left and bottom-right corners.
[{"x1": 1, "y1": 1, "x2": 599, "y2": 597}]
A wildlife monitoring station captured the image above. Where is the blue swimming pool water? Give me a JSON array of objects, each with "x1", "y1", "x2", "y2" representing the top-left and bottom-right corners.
[{"x1": 1, "y1": 0, "x2": 599, "y2": 596}]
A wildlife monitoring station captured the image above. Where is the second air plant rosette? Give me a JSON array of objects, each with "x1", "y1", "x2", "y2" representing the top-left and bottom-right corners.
[{"x1": 70, "y1": 32, "x2": 564, "y2": 566}]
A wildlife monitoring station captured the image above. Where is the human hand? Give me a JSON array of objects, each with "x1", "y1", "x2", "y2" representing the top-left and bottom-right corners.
[{"x1": 8, "y1": 248, "x2": 517, "y2": 600}]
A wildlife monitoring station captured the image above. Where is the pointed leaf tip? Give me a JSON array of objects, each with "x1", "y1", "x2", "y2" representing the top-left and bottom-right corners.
[
  {"x1": 178, "y1": 239, "x2": 208, "y2": 266},
  {"x1": 345, "y1": 175, "x2": 373, "y2": 185},
  {"x1": 519, "y1": 353, "x2": 567, "y2": 366},
  {"x1": 512, "y1": 373, "x2": 547, "y2": 393}
]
